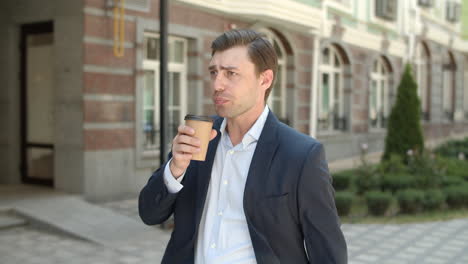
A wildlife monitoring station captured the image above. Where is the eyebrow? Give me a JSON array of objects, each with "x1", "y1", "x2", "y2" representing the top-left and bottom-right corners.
[{"x1": 208, "y1": 65, "x2": 239, "y2": 71}]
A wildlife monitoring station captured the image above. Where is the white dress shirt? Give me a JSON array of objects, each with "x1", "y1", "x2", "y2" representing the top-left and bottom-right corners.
[{"x1": 163, "y1": 106, "x2": 270, "y2": 264}]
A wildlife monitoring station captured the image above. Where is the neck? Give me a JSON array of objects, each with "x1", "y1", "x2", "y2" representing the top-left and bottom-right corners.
[{"x1": 226, "y1": 104, "x2": 265, "y2": 146}]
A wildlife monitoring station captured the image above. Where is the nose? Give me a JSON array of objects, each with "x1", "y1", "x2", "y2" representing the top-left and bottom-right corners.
[{"x1": 212, "y1": 74, "x2": 225, "y2": 92}]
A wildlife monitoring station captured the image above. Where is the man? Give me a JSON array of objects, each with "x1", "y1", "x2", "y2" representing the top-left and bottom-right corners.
[{"x1": 139, "y1": 29, "x2": 347, "y2": 263}]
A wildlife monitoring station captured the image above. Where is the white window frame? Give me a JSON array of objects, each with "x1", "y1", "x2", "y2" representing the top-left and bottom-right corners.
[
  {"x1": 141, "y1": 33, "x2": 188, "y2": 157},
  {"x1": 318, "y1": 45, "x2": 345, "y2": 134},
  {"x1": 369, "y1": 57, "x2": 390, "y2": 130},
  {"x1": 414, "y1": 42, "x2": 430, "y2": 120}
]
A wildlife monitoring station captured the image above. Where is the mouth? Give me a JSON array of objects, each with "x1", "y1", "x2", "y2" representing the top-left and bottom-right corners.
[{"x1": 213, "y1": 97, "x2": 229, "y2": 105}]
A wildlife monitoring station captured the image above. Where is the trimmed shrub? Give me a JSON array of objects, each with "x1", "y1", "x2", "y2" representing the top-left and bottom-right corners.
[
  {"x1": 382, "y1": 64, "x2": 424, "y2": 162},
  {"x1": 332, "y1": 170, "x2": 354, "y2": 191},
  {"x1": 365, "y1": 191, "x2": 392, "y2": 216},
  {"x1": 444, "y1": 185, "x2": 468, "y2": 209},
  {"x1": 396, "y1": 189, "x2": 424, "y2": 214},
  {"x1": 441, "y1": 176, "x2": 465, "y2": 187},
  {"x1": 334, "y1": 191, "x2": 354, "y2": 216},
  {"x1": 434, "y1": 137, "x2": 468, "y2": 159},
  {"x1": 355, "y1": 173, "x2": 380, "y2": 195},
  {"x1": 443, "y1": 158, "x2": 468, "y2": 180},
  {"x1": 423, "y1": 189, "x2": 445, "y2": 211},
  {"x1": 381, "y1": 173, "x2": 417, "y2": 193}
]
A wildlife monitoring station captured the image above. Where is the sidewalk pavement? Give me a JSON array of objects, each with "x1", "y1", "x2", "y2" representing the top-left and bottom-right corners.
[{"x1": 1, "y1": 184, "x2": 468, "y2": 264}]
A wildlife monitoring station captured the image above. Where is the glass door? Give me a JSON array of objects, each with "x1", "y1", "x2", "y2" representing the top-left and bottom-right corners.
[{"x1": 20, "y1": 21, "x2": 54, "y2": 186}]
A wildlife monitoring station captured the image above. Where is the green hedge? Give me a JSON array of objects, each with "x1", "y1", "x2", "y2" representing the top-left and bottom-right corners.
[
  {"x1": 397, "y1": 189, "x2": 424, "y2": 214},
  {"x1": 434, "y1": 137, "x2": 468, "y2": 159},
  {"x1": 423, "y1": 189, "x2": 445, "y2": 211},
  {"x1": 365, "y1": 191, "x2": 392, "y2": 216},
  {"x1": 334, "y1": 191, "x2": 354, "y2": 216},
  {"x1": 441, "y1": 176, "x2": 466, "y2": 188},
  {"x1": 381, "y1": 174, "x2": 417, "y2": 193},
  {"x1": 355, "y1": 173, "x2": 380, "y2": 195},
  {"x1": 444, "y1": 185, "x2": 468, "y2": 209},
  {"x1": 332, "y1": 171, "x2": 354, "y2": 191}
]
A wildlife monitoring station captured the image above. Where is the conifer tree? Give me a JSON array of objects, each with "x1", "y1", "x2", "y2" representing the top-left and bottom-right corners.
[{"x1": 382, "y1": 64, "x2": 424, "y2": 161}]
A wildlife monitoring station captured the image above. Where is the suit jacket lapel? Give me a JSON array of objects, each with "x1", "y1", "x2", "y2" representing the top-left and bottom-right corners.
[{"x1": 243, "y1": 111, "x2": 280, "y2": 207}]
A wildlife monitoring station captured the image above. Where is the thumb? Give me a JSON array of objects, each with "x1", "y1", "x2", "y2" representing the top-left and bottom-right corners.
[{"x1": 209, "y1": 129, "x2": 218, "y2": 141}]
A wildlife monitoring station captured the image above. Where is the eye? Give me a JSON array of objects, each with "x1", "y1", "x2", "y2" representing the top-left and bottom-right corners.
[
  {"x1": 209, "y1": 70, "x2": 217, "y2": 78},
  {"x1": 227, "y1": 71, "x2": 237, "y2": 77}
]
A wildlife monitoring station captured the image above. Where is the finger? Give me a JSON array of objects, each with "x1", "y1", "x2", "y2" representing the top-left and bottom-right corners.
[
  {"x1": 174, "y1": 143, "x2": 200, "y2": 154},
  {"x1": 175, "y1": 134, "x2": 201, "y2": 147},
  {"x1": 210, "y1": 129, "x2": 218, "y2": 141},
  {"x1": 178, "y1": 125, "x2": 195, "y2": 136}
]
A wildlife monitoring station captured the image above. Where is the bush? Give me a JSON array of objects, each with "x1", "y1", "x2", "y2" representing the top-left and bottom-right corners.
[
  {"x1": 444, "y1": 185, "x2": 468, "y2": 209},
  {"x1": 397, "y1": 189, "x2": 425, "y2": 214},
  {"x1": 334, "y1": 191, "x2": 354, "y2": 216},
  {"x1": 381, "y1": 173, "x2": 417, "y2": 193},
  {"x1": 332, "y1": 170, "x2": 354, "y2": 191},
  {"x1": 382, "y1": 64, "x2": 424, "y2": 162},
  {"x1": 441, "y1": 176, "x2": 465, "y2": 187},
  {"x1": 365, "y1": 191, "x2": 392, "y2": 216},
  {"x1": 434, "y1": 137, "x2": 468, "y2": 159},
  {"x1": 355, "y1": 168, "x2": 381, "y2": 195},
  {"x1": 423, "y1": 189, "x2": 445, "y2": 211},
  {"x1": 442, "y1": 158, "x2": 468, "y2": 180}
]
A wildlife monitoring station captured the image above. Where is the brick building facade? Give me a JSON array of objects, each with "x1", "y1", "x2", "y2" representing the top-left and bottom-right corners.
[{"x1": 1, "y1": 0, "x2": 468, "y2": 200}]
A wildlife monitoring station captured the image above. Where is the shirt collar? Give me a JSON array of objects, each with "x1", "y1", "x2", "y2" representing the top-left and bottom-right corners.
[{"x1": 219, "y1": 105, "x2": 270, "y2": 149}]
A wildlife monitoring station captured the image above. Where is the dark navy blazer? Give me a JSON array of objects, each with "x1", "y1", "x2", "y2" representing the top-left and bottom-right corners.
[{"x1": 139, "y1": 111, "x2": 347, "y2": 263}]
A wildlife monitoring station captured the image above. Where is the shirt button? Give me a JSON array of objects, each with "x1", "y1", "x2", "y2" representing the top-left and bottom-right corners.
[
  {"x1": 211, "y1": 243, "x2": 216, "y2": 249},
  {"x1": 223, "y1": 180, "x2": 228, "y2": 185},
  {"x1": 229, "y1": 150, "x2": 234, "y2": 155},
  {"x1": 218, "y1": 211, "x2": 223, "y2": 216}
]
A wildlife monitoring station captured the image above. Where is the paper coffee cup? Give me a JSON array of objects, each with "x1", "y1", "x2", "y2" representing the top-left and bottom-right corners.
[{"x1": 184, "y1": 115, "x2": 214, "y2": 161}]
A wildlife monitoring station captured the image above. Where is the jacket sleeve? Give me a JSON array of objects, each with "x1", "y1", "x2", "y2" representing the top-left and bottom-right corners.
[
  {"x1": 138, "y1": 158, "x2": 179, "y2": 225},
  {"x1": 298, "y1": 143, "x2": 348, "y2": 264}
]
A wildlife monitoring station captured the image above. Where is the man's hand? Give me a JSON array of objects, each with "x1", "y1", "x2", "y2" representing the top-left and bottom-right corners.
[{"x1": 169, "y1": 125, "x2": 217, "y2": 178}]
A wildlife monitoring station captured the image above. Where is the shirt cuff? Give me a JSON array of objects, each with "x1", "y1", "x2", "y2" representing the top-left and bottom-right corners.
[{"x1": 163, "y1": 159, "x2": 185, "y2": 194}]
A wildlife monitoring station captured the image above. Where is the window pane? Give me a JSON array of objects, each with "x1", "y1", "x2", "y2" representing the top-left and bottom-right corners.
[
  {"x1": 334, "y1": 53, "x2": 340, "y2": 68},
  {"x1": 173, "y1": 40, "x2": 184, "y2": 63},
  {"x1": 334, "y1": 72, "x2": 340, "y2": 107},
  {"x1": 143, "y1": 110, "x2": 158, "y2": 148},
  {"x1": 273, "y1": 98, "x2": 281, "y2": 115},
  {"x1": 370, "y1": 80, "x2": 377, "y2": 121},
  {"x1": 322, "y1": 48, "x2": 330, "y2": 65},
  {"x1": 169, "y1": 109, "x2": 180, "y2": 143},
  {"x1": 169, "y1": 72, "x2": 181, "y2": 106},
  {"x1": 144, "y1": 71, "x2": 155, "y2": 107},
  {"x1": 145, "y1": 36, "x2": 159, "y2": 60},
  {"x1": 380, "y1": 80, "x2": 386, "y2": 116},
  {"x1": 274, "y1": 40, "x2": 282, "y2": 58},
  {"x1": 321, "y1": 73, "x2": 330, "y2": 113},
  {"x1": 275, "y1": 65, "x2": 283, "y2": 97}
]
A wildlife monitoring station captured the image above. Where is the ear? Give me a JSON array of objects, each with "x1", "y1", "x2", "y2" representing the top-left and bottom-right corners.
[{"x1": 260, "y1": 69, "x2": 274, "y2": 92}]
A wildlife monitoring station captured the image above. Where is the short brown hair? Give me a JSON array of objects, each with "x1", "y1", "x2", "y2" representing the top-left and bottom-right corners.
[{"x1": 211, "y1": 29, "x2": 278, "y2": 102}]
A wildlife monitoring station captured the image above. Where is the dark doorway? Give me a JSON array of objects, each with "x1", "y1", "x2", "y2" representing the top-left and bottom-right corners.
[{"x1": 20, "y1": 21, "x2": 54, "y2": 186}]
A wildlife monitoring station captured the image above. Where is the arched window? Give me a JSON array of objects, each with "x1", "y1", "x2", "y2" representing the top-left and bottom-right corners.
[
  {"x1": 442, "y1": 52, "x2": 456, "y2": 121},
  {"x1": 414, "y1": 42, "x2": 431, "y2": 120},
  {"x1": 262, "y1": 31, "x2": 287, "y2": 122},
  {"x1": 369, "y1": 56, "x2": 390, "y2": 129},
  {"x1": 318, "y1": 45, "x2": 345, "y2": 132}
]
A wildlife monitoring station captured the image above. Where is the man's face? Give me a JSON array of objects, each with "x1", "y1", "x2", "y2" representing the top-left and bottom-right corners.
[{"x1": 208, "y1": 46, "x2": 269, "y2": 119}]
